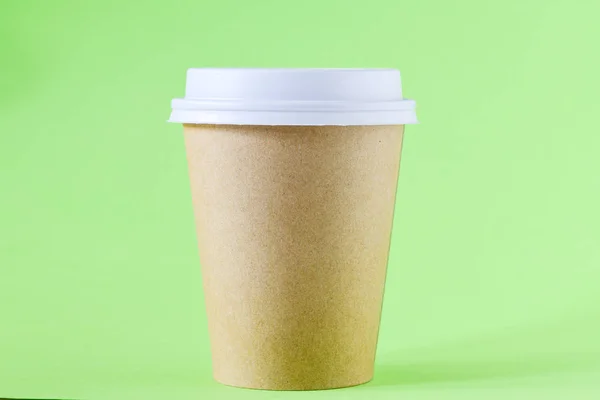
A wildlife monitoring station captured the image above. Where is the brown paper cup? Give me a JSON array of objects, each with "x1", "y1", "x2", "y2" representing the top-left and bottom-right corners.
[{"x1": 183, "y1": 124, "x2": 404, "y2": 390}]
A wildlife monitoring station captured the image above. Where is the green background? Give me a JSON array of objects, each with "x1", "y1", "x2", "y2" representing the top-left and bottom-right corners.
[{"x1": 1, "y1": 0, "x2": 600, "y2": 399}]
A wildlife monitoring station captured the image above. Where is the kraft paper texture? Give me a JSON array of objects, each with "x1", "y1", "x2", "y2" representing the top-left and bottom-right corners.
[{"x1": 183, "y1": 124, "x2": 404, "y2": 390}]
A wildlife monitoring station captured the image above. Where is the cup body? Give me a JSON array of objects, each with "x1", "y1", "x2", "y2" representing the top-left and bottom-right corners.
[{"x1": 183, "y1": 124, "x2": 404, "y2": 390}]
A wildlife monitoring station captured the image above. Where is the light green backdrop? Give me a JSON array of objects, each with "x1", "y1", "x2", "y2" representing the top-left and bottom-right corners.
[{"x1": 1, "y1": 0, "x2": 599, "y2": 399}]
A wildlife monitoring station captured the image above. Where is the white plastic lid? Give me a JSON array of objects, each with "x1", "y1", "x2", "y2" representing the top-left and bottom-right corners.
[{"x1": 169, "y1": 68, "x2": 417, "y2": 126}]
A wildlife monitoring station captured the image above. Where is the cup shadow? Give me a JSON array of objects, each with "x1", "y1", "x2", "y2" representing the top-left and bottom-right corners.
[{"x1": 369, "y1": 311, "x2": 600, "y2": 387}]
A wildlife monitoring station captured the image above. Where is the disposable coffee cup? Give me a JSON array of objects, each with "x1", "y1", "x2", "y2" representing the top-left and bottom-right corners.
[{"x1": 169, "y1": 68, "x2": 417, "y2": 390}]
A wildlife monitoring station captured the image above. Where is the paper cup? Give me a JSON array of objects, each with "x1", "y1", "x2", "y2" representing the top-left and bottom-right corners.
[{"x1": 169, "y1": 69, "x2": 417, "y2": 390}]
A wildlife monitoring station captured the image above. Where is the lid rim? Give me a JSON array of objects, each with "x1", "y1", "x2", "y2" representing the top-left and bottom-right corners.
[
  {"x1": 171, "y1": 98, "x2": 416, "y2": 112},
  {"x1": 169, "y1": 109, "x2": 418, "y2": 126}
]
